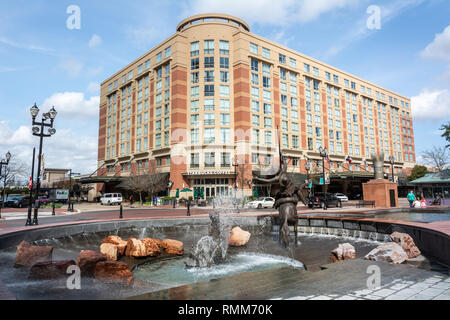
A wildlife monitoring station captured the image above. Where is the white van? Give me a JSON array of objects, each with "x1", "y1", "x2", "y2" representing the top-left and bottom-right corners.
[{"x1": 100, "y1": 193, "x2": 122, "y2": 205}]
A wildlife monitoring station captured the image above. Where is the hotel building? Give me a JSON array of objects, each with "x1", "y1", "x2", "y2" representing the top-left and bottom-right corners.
[{"x1": 96, "y1": 13, "x2": 416, "y2": 199}]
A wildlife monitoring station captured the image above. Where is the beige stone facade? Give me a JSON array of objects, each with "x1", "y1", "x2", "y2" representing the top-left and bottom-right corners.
[{"x1": 98, "y1": 13, "x2": 415, "y2": 199}]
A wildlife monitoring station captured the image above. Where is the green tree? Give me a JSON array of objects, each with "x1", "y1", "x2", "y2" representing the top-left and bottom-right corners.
[
  {"x1": 441, "y1": 122, "x2": 450, "y2": 148},
  {"x1": 407, "y1": 165, "x2": 428, "y2": 181}
]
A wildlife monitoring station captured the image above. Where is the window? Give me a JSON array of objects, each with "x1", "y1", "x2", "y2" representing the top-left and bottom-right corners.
[
  {"x1": 251, "y1": 87, "x2": 259, "y2": 98},
  {"x1": 220, "y1": 99, "x2": 230, "y2": 111},
  {"x1": 204, "y1": 99, "x2": 214, "y2": 111},
  {"x1": 263, "y1": 103, "x2": 272, "y2": 115},
  {"x1": 279, "y1": 54, "x2": 286, "y2": 64},
  {"x1": 220, "y1": 128, "x2": 230, "y2": 144},
  {"x1": 262, "y1": 47, "x2": 270, "y2": 58},
  {"x1": 292, "y1": 136, "x2": 299, "y2": 149},
  {"x1": 204, "y1": 56, "x2": 214, "y2": 68},
  {"x1": 252, "y1": 100, "x2": 260, "y2": 113},
  {"x1": 280, "y1": 69, "x2": 286, "y2": 80},
  {"x1": 221, "y1": 152, "x2": 231, "y2": 167},
  {"x1": 190, "y1": 42, "x2": 199, "y2": 56},
  {"x1": 252, "y1": 114, "x2": 260, "y2": 126},
  {"x1": 325, "y1": 72, "x2": 331, "y2": 81},
  {"x1": 220, "y1": 113, "x2": 230, "y2": 125},
  {"x1": 219, "y1": 41, "x2": 229, "y2": 55},
  {"x1": 191, "y1": 114, "x2": 199, "y2": 126},
  {"x1": 262, "y1": 63, "x2": 270, "y2": 74},
  {"x1": 313, "y1": 67, "x2": 319, "y2": 76},
  {"x1": 220, "y1": 71, "x2": 229, "y2": 83},
  {"x1": 191, "y1": 58, "x2": 199, "y2": 70},
  {"x1": 204, "y1": 113, "x2": 215, "y2": 125},
  {"x1": 250, "y1": 42, "x2": 258, "y2": 54},
  {"x1": 333, "y1": 75, "x2": 339, "y2": 84},
  {"x1": 220, "y1": 57, "x2": 229, "y2": 69},
  {"x1": 155, "y1": 133, "x2": 161, "y2": 148},
  {"x1": 191, "y1": 86, "x2": 199, "y2": 98},
  {"x1": 191, "y1": 72, "x2": 199, "y2": 84},
  {"x1": 304, "y1": 63, "x2": 310, "y2": 73},
  {"x1": 265, "y1": 131, "x2": 272, "y2": 146},
  {"x1": 164, "y1": 46, "x2": 171, "y2": 58},
  {"x1": 251, "y1": 59, "x2": 259, "y2": 72},
  {"x1": 220, "y1": 85, "x2": 230, "y2": 97},
  {"x1": 205, "y1": 85, "x2": 214, "y2": 96},
  {"x1": 251, "y1": 73, "x2": 259, "y2": 85},
  {"x1": 204, "y1": 40, "x2": 214, "y2": 54},
  {"x1": 263, "y1": 90, "x2": 271, "y2": 101},
  {"x1": 156, "y1": 52, "x2": 162, "y2": 63},
  {"x1": 204, "y1": 128, "x2": 215, "y2": 143},
  {"x1": 263, "y1": 76, "x2": 270, "y2": 88},
  {"x1": 191, "y1": 153, "x2": 199, "y2": 167},
  {"x1": 289, "y1": 58, "x2": 296, "y2": 68}
]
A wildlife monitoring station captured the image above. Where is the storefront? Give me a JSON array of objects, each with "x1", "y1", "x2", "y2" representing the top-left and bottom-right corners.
[{"x1": 182, "y1": 170, "x2": 237, "y2": 200}]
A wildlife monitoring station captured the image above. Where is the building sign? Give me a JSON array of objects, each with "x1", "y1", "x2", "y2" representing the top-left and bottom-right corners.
[{"x1": 184, "y1": 171, "x2": 233, "y2": 176}]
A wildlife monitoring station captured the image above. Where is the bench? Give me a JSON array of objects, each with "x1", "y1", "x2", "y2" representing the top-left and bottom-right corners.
[{"x1": 356, "y1": 200, "x2": 375, "y2": 208}]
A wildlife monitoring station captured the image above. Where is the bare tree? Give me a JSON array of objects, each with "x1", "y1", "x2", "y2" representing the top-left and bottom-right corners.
[
  {"x1": 1, "y1": 158, "x2": 29, "y2": 201},
  {"x1": 422, "y1": 146, "x2": 449, "y2": 172},
  {"x1": 121, "y1": 161, "x2": 167, "y2": 205}
]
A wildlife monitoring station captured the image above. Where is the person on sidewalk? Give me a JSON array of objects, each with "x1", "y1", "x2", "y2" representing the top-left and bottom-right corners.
[{"x1": 407, "y1": 190, "x2": 416, "y2": 208}]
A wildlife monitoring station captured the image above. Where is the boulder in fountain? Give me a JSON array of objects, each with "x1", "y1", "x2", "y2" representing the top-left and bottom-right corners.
[
  {"x1": 390, "y1": 232, "x2": 421, "y2": 259},
  {"x1": 142, "y1": 238, "x2": 161, "y2": 256},
  {"x1": 77, "y1": 250, "x2": 107, "y2": 276},
  {"x1": 28, "y1": 260, "x2": 76, "y2": 280},
  {"x1": 15, "y1": 241, "x2": 53, "y2": 268},
  {"x1": 94, "y1": 261, "x2": 134, "y2": 287},
  {"x1": 330, "y1": 243, "x2": 356, "y2": 262},
  {"x1": 229, "y1": 227, "x2": 251, "y2": 247},
  {"x1": 102, "y1": 235, "x2": 127, "y2": 255},
  {"x1": 364, "y1": 242, "x2": 408, "y2": 264},
  {"x1": 125, "y1": 238, "x2": 148, "y2": 258},
  {"x1": 100, "y1": 243, "x2": 119, "y2": 261},
  {"x1": 161, "y1": 239, "x2": 184, "y2": 255}
]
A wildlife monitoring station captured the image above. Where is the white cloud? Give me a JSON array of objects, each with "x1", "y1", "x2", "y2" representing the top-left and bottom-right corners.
[
  {"x1": 42, "y1": 92, "x2": 99, "y2": 120},
  {"x1": 88, "y1": 34, "x2": 102, "y2": 48},
  {"x1": 411, "y1": 89, "x2": 450, "y2": 121},
  {"x1": 182, "y1": 0, "x2": 359, "y2": 26},
  {"x1": 0, "y1": 121, "x2": 98, "y2": 174},
  {"x1": 59, "y1": 58, "x2": 83, "y2": 77},
  {"x1": 421, "y1": 25, "x2": 450, "y2": 61},
  {"x1": 86, "y1": 82, "x2": 100, "y2": 94},
  {"x1": 0, "y1": 36, "x2": 52, "y2": 52}
]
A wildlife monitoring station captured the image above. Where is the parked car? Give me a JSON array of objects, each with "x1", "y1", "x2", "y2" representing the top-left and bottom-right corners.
[
  {"x1": 246, "y1": 197, "x2": 275, "y2": 209},
  {"x1": 100, "y1": 193, "x2": 122, "y2": 205},
  {"x1": 348, "y1": 192, "x2": 362, "y2": 200},
  {"x1": 38, "y1": 196, "x2": 51, "y2": 205},
  {"x1": 4, "y1": 195, "x2": 31, "y2": 208},
  {"x1": 307, "y1": 192, "x2": 342, "y2": 209},
  {"x1": 334, "y1": 193, "x2": 349, "y2": 202}
]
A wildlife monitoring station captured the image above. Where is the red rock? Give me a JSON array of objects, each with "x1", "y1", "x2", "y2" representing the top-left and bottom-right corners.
[
  {"x1": 77, "y1": 250, "x2": 106, "y2": 276},
  {"x1": 28, "y1": 260, "x2": 76, "y2": 280},
  {"x1": 94, "y1": 261, "x2": 134, "y2": 286},
  {"x1": 141, "y1": 238, "x2": 161, "y2": 256},
  {"x1": 100, "y1": 243, "x2": 119, "y2": 261},
  {"x1": 102, "y1": 236, "x2": 127, "y2": 255},
  {"x1": 14, "y1": 241, "x2": 53, "y2": 268},
  {"x1": 125, "y1": 238, "x2": 147, "y2": 258},
  {"x1": 229, "y1": 227, "x2": 251, "y2": 247},
  {"x1": 364, "y1": 242, "x2": 408, "y2": 264},
  {"x1": 390, "y1": 232, "x2": 421, "y2": 259},
  {"x1": 330, "y1": 243, "x2": 356, "y2": 262},
  {"x1": 160, "y1": 239, "x2": 184, "y2": 255}
]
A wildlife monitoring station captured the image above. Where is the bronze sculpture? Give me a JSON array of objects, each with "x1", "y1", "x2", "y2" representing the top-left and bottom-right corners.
[{"x1": 254, "y1": 154, "x2": 308, "y2": 247}]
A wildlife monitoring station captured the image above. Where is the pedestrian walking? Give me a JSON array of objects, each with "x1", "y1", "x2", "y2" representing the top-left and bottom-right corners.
[
  {"x1": 187, "y1": 199, "x2": 191, "y2": 216},
  {"x1": 407, "y1": 190, "x2": 415, "y2": 208}
]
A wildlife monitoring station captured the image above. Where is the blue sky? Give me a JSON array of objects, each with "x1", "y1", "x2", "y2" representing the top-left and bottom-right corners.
[{"x1": 0, "y1": 0, "x2": 449, "y2": 177}]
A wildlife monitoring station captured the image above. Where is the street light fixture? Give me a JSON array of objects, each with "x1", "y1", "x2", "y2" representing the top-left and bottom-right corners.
[
  {"x1": 319, "y1": 146, "x2": 328, "y2": 193},
  {"x1": 389, "y1": 156, "x2": 395, "y2": 182},
  {"x1": 0, "y1": 151, "x2": 12, "y2": 219},
  {"x1": 27, "y1": 103, "x2": 57, "y2": 226}
]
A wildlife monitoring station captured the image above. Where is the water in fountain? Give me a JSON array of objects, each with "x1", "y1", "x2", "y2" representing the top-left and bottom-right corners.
[{"x1": 185, "y1": 196, "x2": 235, "y2": 268}]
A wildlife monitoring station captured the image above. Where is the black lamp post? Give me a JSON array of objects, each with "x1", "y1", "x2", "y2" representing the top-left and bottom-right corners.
[
  {"x1": 389, "y1": 156, "x2": 395, "y2": 182},
  {"x1": 0, "y1": 151, "x2": 12, "y2": 219},
  {"x1": 30, "y1": 103, "x2": 57, "y2": 225},
  {"x1": 319, "y1": 146, "x2": 328, "y2": 193}
]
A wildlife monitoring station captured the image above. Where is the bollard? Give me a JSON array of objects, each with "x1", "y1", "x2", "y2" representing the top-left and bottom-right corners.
[
  {"x1": 52, "y1": 201, "x2": 55, "y2": 216},
  {"x1": 119, "y1": 204, "x2": 123, "y2": 219}
]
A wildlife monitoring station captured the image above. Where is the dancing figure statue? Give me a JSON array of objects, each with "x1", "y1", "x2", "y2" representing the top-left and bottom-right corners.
[{"x1": 254, "y1": 155, "x2": 308, "y2": 247}]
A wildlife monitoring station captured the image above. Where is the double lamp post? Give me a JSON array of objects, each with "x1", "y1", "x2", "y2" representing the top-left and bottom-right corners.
[{"x1": 26, "y1": 103, "x2": 57, "y2": 226}]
